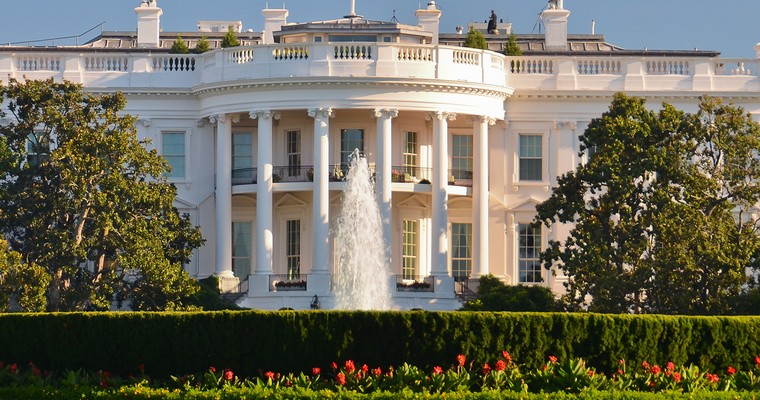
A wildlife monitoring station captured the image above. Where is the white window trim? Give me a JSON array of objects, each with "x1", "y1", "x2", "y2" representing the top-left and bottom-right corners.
[
  {"x1": 160, "y1": 129, "x2": 190, "y2": 183},
  {"x1": 512, "y1": 130, "x2": 549, "y2": 189},
  {"x1": 509, "y1": 212, "x2": 547, "y2": 285}
]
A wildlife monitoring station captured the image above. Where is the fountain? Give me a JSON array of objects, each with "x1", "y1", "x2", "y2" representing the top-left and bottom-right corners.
[{"x1": 332, "y1": 150, "x2": 395, "y2": 310}]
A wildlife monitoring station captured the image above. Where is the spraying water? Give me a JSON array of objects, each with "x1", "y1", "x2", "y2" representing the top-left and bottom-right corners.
[{"x1": 332, "y1": 150, "x2": 394, "y2": 310}]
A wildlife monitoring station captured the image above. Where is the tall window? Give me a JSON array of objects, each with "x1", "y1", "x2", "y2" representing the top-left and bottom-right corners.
[
  {"x1": 232, "y1": 221, "x2": 252, "y2": 279},
  {"x1": 162, "y1": 132, "x2": 185, "y2": 178},
  {"x1": 403, "y1": 131, "x2": 417, "y2": 176},
  {"x1": 518, "y1": 223, "x2": 542, "y2": 283},
  {"x1": 451, "y1": 223, "x2": 472, "y2": 281},
  {"x1": 519, "y1": 135, "x2": 542, "y2": 181},
  {"x1": 452, "y1": 135, "x2": 473, "y2": 180},
  {"x1": 286, "y1": 130, "x2": 301, "y2": 177},
  {"x1": 232, "y1": 132, "x2": 253, "y2": 182},
  {"x1": 402, "y1": 220, "x2": 418, "y2": 279},
  {"x1": 286, "y1": 219, "x2": 301, "y2": 279},
  {"x1": 26, "y1": 132, "x2": 50, "y2": 167},
  {"x1": 340, "y1": 129, "x2": 364, "y2": 166}
]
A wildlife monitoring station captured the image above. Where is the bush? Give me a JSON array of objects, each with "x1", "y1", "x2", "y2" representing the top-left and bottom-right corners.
[
  {"x1": 463, "y1": 26, "x2": 487, "y2": 50},
  {"x1": 193, "y1": 36, "x2": 211, "y2": 54},
  {"x1": 221, "y1": 26, "x2": 240, "y2": 48},
  {"x1": 169, "y1": 34, "x2": 189, "y2": 54},
  {"x1": 461, "y1": 275, "x2": 561, "y2": 312}
]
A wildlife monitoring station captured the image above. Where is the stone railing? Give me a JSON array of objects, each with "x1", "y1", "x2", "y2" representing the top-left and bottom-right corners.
[
  {"x1": 0, "y1": 43, "x2": 507, "y2": 88},
  {"x1": 505, "y1": 56, "x2": 760, "y2": 92},
  {"x1": 2, "y1": 47, "x2": 759, "y2": 94}
]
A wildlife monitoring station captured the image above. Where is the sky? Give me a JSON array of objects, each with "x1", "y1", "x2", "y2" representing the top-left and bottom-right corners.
[{"x1": 0, "y1": 0, "x2": 758, "y2": 58}]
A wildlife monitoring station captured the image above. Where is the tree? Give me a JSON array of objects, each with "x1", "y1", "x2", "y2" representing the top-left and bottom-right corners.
[
  {"x1": 463, "y1": 26, "x2": 487, "y2": 50},
  {"x1": 193, "y1": 36, "x2": 211, "y2": 54},
  {"x1": 221, "y1": 26, "x2": 240, "y2": 48},
  {"x1": 460, "y1": 275, "x2": 560, "y2": 311},
  {"x1": 0, "y1": 78, "x2": 203, "y2": 311},
  {"x1": 170, "y1": 34, "x2": 189, "y2": 54},
  {"x1": 503, "y1": 33, "x2": 522, "y2": 56},
  {"x1": 536, "y1": 93, "x2": 760, "y2": 314}
]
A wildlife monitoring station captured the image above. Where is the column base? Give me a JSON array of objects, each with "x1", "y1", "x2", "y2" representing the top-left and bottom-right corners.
[{"x1": 216, "y1": 274, "x2": 241, "y2": 293}]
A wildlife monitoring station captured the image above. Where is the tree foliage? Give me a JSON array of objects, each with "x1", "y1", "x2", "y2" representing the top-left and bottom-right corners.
[
  {"x1": 463, "y1": 26, "x2": 487, "y2": 50},
  {"x1": 536, "y1": 93, "x2": 760, "y2": 314},
  {"x1": 169, "y1": 34, "x2": 189, "y2": 54},
  {"x1": 503, "y1": 33, "x2": 522, "y2": 56},
  {"x1": 193, "y1": 36, "x2": 211, "y2": 54},
  {"x1": 0, "y1": 78, "x2": 203, "y2": 311},
  {"x1": 221, "y1": 26, "x2": 240, "y2": 48}
]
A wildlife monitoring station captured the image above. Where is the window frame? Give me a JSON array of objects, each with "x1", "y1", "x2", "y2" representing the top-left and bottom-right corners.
[
  {"x1": 518, "y1": 134, "x2": 543, "y2": 182},
  {"x1": 161, "y1": 131, "x2": 187, "y2": 180},
  {"x1": 450, "y1": 222, "x2": 473, "y2": 281},
  {"x1": 517, "y1": 223, "x2": 543, "y2": 284}
]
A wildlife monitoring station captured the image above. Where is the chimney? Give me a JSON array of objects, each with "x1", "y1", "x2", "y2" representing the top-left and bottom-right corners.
[
  {"x1": 135, "y1": 0, "x2": 163, "y2": 48},
  {"x1": 541, "y1": 0, "x2": 570, "y2": 51},
  {"x1": 262, "y1": 7, "x2": 289, "y2": 45},
  {"x1": 416, "y1": 1, "x2": 442, "y2": 45}
]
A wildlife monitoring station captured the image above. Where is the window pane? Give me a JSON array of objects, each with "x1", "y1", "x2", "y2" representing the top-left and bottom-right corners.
[
  {"x1": 518, "y1": 223, "x2": 542, "y2": 283},
  {"x1": 232, "y1": 221, "x2": 252, "y2": 278},
  {"x1": 452, "y1": 135, "x2": 473, "y2": 180},
  {"x1": 402, "y1": 220, "x2": 417, "y2": 279},
  {"x1": 519, "y1": 135, "x2": 542, "y2": 181},
  {"x1": 451, "y1": 223, "x2": 472, "y2": 280},
  {"x1": 286, "y1": 220, "x2": 301, "y2": 279},
  {"x1": 341, "y1": 129, "x2": 364, "y2": 165},
  {"x1": 287, "y1": 130, "x2": 301, "y2": 177},
  {"x1": 162, "y1": 132, "x2": 185, "y2": 178}
]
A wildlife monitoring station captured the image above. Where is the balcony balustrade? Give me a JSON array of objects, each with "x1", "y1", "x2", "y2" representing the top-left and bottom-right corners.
[
  {"x1": 395, "y1": 275, "x2": 435, "y2": 292},
  {"x1": 269, "y1": 273, "x2": 307, "y2": 292}
]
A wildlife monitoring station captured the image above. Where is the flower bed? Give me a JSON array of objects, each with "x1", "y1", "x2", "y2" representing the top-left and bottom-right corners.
[{"x1": 1, "y1": 353, "x2": 760, "y2": 398}]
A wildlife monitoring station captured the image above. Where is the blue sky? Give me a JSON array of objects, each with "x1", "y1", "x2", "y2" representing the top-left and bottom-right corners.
[{"x1": 1, "y1": 0, "x2": 758, "y2": 58}]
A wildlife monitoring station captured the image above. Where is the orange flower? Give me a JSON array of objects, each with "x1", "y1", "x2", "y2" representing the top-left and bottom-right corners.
[
  {"x1": 456, "y1": 354, "x2": 466, "y2": 367},
  {"x1": 345, "y1": 360, "x2": 356, "y2": 374},
  {"x1": 502, "y1": 351, "x2": 512, "y2": 363},
  {"x1": 727, "y1": 366, "x2": 736, "y2": 376},
  {"x1": 495, "y1": 360, "x2": 507, "y2": 371},
  {"x1": 265, "y1": 371, "x2": 275, "y2": 380},
  {"x1": 336, "y1": 372, "x2": 346, "y2": 385},
  {"x1": 673, "y1": 372, "x2": 682, "y2": 383},
  {"x1": 223, "y1": 370, "x2": 234, "y2": 381},
  {"x1": 482, "y1": 363, "x2": 491, "y2": 374},
  {"x1": 548, "y1": 355, "x2": 557, "y2": 364},
  {"x1": 433, "y1": 366, "x2": 443, "y2": 375}
]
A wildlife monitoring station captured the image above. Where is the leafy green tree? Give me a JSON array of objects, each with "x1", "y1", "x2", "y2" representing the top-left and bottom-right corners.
[
  {"x1": 193, "y1": 36, "x2": 211, "y2": 54},
  {"x1": 0, "y1": 239, "x2": 49, "y2": 312},
  {"x1": 221, "y1": 26, "x2": 240, "y2": 48},
  {"x1": 170, "y1": 34, "x2": 189, "y2": 54},
  {"x1": 463, "y1": 26, "x2": 487, "y2": 50},
  {"x1": 503, "y1": 33, "x2": 522, "y2": 56},
  {"x1": 460, "y1": 275, "x2": 560, "y2": 311},
  {"x1": 0, "y1": 78, "x2": 203, "y2": 312},
  {"x1": 536, "y1": 93, "x2": 760, "y2": 314}
]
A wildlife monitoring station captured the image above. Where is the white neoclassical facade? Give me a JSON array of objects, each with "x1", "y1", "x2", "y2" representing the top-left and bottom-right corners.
[{"x1": 3, "y1": 0, "x2": 760, "y2": 310}]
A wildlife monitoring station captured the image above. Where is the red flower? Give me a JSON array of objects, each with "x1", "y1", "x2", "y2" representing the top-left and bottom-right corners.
[
  {"x1": 361, "y1": 364, "x2": 369, "y2": 373},
  {"x1": 502, "y1": 351, "x2": 512, "y2": 363},
  {"x1": 666, "y1": 362, "x2": 675, "y2": 371},
  {"x1": 587, "y1": 370, "x2": 595, "y2": 377},
  {"x1": 138, "y1": 364, "x2": 145, "y2": 374},
  {"x1": 312, "y1": 367, "x2": 321, "y2": 376},
  {"x1": 372, "y1": 367, "x2": 382, "y2": 376},
  {"x1": 755, "y1": 355, "x2": 760, "y2": 368},
  {"x1": 706, "y1": 373, "x2": 720, "y2": 383},
  {"x1": 548, "y1": 355, "x2": 557, "y2": 364},
  {"x1": 727, "y1": 366, "x2": 736, "y2": 376},
  {"x1": 617, "y1": 369, "x2": 624, "y2": 376},
  {"x1": 495, "y1": 360, "x2": 507, "y2": 372},
  {"x1": 433, "y1": 366, "x2": 443, "y2": 375},
  {"x1": 642, "y1": 361, "x2": 650, "y2": 370},
  {"x1": 223, "y1": 370, "x2": 234, "y2": 381},
  {"x1": 482, "y1": 363, "x2": 491, "y2": 374},
  {"x1": 0, "y1": 362, "x2": 3, "y2": 369},
  {"x1": 336, "y1": 372, "x2": 346, "y2": 385},
  {"x1": 265, "y1": 371, "x2": 275, "y2": 380},
  {"x1": 456, "y1": 354, "x2": 466, "y2": 367},
  {"x1": 345, "y1": 360, "x2": 356, "y2": 374},
  {"x1": 651, "y1": 365, "x2": 661, "y2": 375},
  {"x1": 619, "y1": 359, "x2": 625, "y2": 365},
  {"x1": 286, "y1": 380, "x2": 292, "y2": 387},
  {"x1": 331, "y1": 362, "x2": 338, "y2": 370},
  {"x1": 9, "y1": 364, "x2": 17, "y2": 374},
  {"x1": 673, "y1": 372, "x2": 682, "y2": 383},
  {"x1": 209, "y1": 366, "x2": 217, "y2": 373}
]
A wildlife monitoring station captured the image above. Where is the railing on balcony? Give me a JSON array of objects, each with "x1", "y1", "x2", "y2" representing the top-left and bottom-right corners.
[
  {"x1": 448, "y1": 168, "x2": 473, "y2": 187},
  {"x1": 269, "y1": 274, "x2": 307, "y2": 292},
  {"x1": 272, "y1": 165, "x2": 314, "y2": 183},
  {"x1": 395, "y1": 275, "x2": 435, "y2": 292},
  {"x1": 390, "y1": 165, "x2": 432, "y2": 183}
]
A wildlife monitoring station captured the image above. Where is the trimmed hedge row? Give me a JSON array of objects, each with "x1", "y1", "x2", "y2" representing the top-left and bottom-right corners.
[{"x1": 0, "y1": 311, "x2": 757, "y2": 378}]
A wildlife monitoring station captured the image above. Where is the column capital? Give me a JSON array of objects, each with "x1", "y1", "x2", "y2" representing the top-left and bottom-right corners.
[
  {"x1": 137, "y1": 118, "x2": 152, "y2": 127},
  {"x1": 249, "y1": 110, "x2": 281, "y2": 120},
  {"x1": 196, "y1": 119, "x2": 206, "y2": 127},
  {"x1": 307, "y1": 107, "x2": 334, "y2": 119},
  {"x1": 209, "y1": 113, "x2": 240, "y2": 124},
  {"x1": 471, "y1": 115, "x2": 497, "y2": 125},
  {"x1": 372, "y1": 108, "x2": 399, "y2": 119},
  {"x1": 554, "y1": 120, "x2": 577, "y2": 130},
  {"x1": 425, "y1": 111, "x2": 456, "y2": 122}
]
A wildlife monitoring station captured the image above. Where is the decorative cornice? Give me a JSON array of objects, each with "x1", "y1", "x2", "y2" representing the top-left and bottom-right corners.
[{"x1": 208, "y1": 113, "x2": 241, "y2": 124}]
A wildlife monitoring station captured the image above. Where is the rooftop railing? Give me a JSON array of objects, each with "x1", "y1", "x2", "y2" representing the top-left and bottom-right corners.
[{"x1": 5, "y1": 44, "x2": 757, "y2": 93}]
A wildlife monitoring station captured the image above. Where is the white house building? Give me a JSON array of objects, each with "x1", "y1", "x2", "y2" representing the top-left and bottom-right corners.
[{"x1": 3, "y1": 0, "x2": 759, "y2": 310}]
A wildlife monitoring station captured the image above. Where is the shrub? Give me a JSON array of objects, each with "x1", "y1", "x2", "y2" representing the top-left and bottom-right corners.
[
  {"x1": 169, "y1": 34, "x2": 189, "y2": 54},
  {"x1": 464, "y1": 26, "x2": 487, "y2": 50},
  {"x1": 193, "y1": 36, "x2": 211, "y2": 54},
  {"x1": 221, "y1": 26, "x2": 240, "y2": 48},
  {"x1": 460, "y1": 274, "x2": 560, "y2": 312}
]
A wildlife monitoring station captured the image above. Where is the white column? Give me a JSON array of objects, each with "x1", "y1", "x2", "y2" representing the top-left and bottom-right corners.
[
  {"x1": 429, "y1": 111, "x2": 455, "y2": 277},
  {"x1": 472, "y1": 116, "x2": 494, "y2": 278},
  {"x1": 211, "y1": 113, "x2": 237, "y2": 278},
  {"x1": 373, "y1": 108, "x2": 398, "y2": 264},
  {"x1": 308, "y1": 108, "x2": 333, "y2": 274},
  {"x1": 251, "y1": 110, "x2": 279, "y2": 275}
]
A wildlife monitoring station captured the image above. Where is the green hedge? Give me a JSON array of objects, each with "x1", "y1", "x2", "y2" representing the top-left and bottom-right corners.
[{"x1": 0, "y1": 312, "x2": 757, "y2": 378}]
